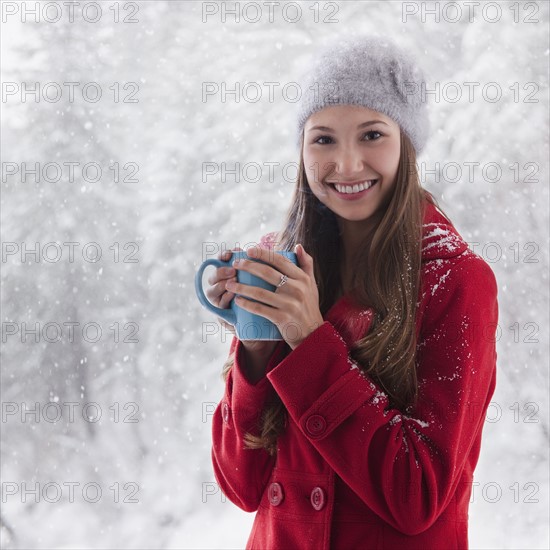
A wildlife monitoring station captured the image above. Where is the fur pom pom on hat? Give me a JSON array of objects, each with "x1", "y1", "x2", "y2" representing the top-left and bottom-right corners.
[{"x1": 296, "y1": 35, "x2": 430, "y2": 155}]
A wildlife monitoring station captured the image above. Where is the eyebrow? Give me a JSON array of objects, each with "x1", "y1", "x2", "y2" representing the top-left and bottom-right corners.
[{"x1": 307, "y1": 120, "x2": 389, "y2": 132}]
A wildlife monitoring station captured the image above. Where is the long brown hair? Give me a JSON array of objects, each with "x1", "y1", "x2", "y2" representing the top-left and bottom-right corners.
[{"x1": 222, "y1": 130, "x2": 449, "y2": 455}]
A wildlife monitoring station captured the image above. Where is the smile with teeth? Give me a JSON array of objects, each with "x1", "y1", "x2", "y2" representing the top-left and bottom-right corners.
[{"x1": 331, "y1": 180, "x2": 378, "y2": 194}]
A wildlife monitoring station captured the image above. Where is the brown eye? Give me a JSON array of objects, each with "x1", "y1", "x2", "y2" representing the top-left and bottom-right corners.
[
  {"x1": 363, "y1": 131, "x2": 382, "y2": 141},
  {"x1": 313, "y1": 135, "x2": 334, "y2": 145}
]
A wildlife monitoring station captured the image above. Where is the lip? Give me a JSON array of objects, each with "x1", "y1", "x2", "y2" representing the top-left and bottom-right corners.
[{"x1": 327, "y1": 179, "x2": 379, "y2": 200}]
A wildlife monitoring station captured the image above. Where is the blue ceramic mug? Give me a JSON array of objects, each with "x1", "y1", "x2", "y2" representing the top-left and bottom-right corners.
[{"x1": 195, "y1": 250, "x2": 298, "y2": 340}]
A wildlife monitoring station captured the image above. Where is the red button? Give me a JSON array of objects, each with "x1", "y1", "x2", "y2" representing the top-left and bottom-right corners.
[
  {"x1": 222, "y1": 402, "x2": 230, "y2": 423},
  {"x1": 268, "y1": 482, "x2": 284, "y2": 506},
  {"x1": 310, "y1": 487, "x2": 325, "y2": 511},
  {"x1": 305, "y1": 414, "x2": 327, "y2": 437}
]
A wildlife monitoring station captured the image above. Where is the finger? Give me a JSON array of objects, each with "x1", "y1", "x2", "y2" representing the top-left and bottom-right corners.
[
  {"x1": 234, "y1": 295, "x2": 277, "y2": 325},
  {"x1": 226, "y1": 279, "x2": 281, "y2": 309},
  {"x1": 219, "y1": 287, "x2": 236, "y2": 309},
  {"x1": 206, "y1": 266, "x2": 236, "y2": 286},
  {"x1": 246, "y1": 246, "x2": 303, "y2": 279},
  {"x1": 218, "y1": 246, "x2": 244, "y2": 260},
  {"x1": 233, "y1": 257, "x2": 284, "y2": 288},
  {"x1": 295, "y1": 244, "x2": 316, "y2": 280},
  {"x1": 206, "y1": 278, "x2": 236, "y2": 302}
]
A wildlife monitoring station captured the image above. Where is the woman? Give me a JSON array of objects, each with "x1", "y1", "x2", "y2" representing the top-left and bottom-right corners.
[{"x1": 206, "y1": 36, "x2": 498, "y2": 549}]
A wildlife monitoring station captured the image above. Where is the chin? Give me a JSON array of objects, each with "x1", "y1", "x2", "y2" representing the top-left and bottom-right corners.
[{"x1": 334, "y1": 208, "x2": 380, "y2": 223}]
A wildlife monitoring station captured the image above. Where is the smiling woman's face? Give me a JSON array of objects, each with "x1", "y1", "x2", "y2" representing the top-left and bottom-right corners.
[{"x1": 302, "y1": 105, "x2": 401, "y2": 225}]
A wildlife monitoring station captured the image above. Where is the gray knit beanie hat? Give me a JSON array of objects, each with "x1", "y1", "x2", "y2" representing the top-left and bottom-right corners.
[{"x1": 296, "y1": 35, "x2": 429, "y2": 155}]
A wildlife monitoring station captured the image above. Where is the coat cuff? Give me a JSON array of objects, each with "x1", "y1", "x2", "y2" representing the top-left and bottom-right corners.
[
  {"x1": 228, "y1": 338, "x2": 289, "y2": 418},
  {"x1": 267, "y1": 321, "x2": 382, "y2": 440}
]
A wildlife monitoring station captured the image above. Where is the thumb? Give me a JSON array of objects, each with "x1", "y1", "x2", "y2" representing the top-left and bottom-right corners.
[{"x1": 295, "y1": 244, "x2": 315, "y2": 279}]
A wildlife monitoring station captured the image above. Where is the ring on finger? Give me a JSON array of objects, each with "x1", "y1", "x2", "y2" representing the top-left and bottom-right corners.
[{"x1": 275, "y1": 274, "x2": 288, "y2": 290}]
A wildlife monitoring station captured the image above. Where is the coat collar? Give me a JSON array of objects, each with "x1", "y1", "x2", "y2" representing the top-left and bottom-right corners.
[{"x1": 325, "y1": 199, "x2": 469, "y2": 338}]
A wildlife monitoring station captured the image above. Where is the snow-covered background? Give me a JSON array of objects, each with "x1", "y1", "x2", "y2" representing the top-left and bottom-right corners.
[{"x1": 1, "y1": 1, "x2": 548, "y2": 548}]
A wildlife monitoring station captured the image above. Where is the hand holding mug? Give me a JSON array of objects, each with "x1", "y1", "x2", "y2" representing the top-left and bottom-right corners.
[
  {"x1": 196, "y1": 247, "x2": 299, "y2": 341},
  {"x1": 202, "y1": 247, "x2": 278, "y2": 357},
  {"x1": 196, "y1": 244, "x2": 324, "y2": 350},
  {"x1": 225, "y1": 244, "x2": 324, "y2": 350}
]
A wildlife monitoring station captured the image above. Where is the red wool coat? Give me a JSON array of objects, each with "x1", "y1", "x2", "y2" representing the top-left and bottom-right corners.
[{"x1": 211, "y1": 200, "x2": 499, "y2": 549}]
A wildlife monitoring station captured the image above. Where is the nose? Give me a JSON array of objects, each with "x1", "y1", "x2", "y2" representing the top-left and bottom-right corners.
[{"x1": 333, "y1": 145, "x2": 365, "y2": 179}]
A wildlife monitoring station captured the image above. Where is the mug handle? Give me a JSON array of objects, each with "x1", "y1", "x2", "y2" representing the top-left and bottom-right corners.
[{"x1": 195, "y1": 258, "x2": 237, "y2": 326}]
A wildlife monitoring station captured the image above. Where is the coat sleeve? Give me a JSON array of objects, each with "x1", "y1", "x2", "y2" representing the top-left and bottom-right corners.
[
  {"x1": 211, "y1": 231, "x2": 284, "y2": 511},
  {"x1": 266, "y1": 254, "x2": 499, "y2": 535},
  {"x1": 211, "y1": 336, "x2": 287, "y2": 512}
]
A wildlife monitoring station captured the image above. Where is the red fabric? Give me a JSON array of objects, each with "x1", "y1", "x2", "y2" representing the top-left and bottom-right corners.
[{"x1": 211, "y1": 199, "x2": 499, "y2": 549}]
